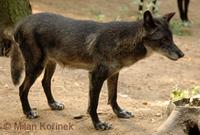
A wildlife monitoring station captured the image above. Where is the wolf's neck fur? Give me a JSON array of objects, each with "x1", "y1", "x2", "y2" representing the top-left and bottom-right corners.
[
  {"x1": 116, "y1": 21, "x2": 149, "y2": 67},
  {"x1": 131, "y1": 22, "x2": 145, "y2": 44},
  {"x1": 116, "y1": 21, "x2": 145, "y2": 51}
]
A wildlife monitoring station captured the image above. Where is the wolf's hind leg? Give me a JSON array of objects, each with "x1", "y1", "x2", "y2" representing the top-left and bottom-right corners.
[
  {"x1": 19, "y1": 38, "x2": 45, "y2": 119},
  {"x1": 42, "y1": 61, "x2": 64, "y2": 110},
  {"x1": 20, "y1": 64, "x2": 44, "y2": 119},
  {"x1": 107, "y1": 73, "x2": 134, "y2": 118}
]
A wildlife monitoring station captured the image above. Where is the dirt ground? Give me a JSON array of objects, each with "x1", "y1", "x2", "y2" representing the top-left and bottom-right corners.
[{"x1": 0, "y1": 0, "x2": 200, "y2": 135}]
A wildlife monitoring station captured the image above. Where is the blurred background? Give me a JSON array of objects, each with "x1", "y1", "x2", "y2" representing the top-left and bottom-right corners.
[{"x1": 0, "y1": 0, "x2": 200, "y2": 135}]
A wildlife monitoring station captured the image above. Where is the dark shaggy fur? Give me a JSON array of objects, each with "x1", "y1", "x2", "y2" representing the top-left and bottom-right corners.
[{"x1": 12, "y1": 11, "x2": 184, "y2": 130}]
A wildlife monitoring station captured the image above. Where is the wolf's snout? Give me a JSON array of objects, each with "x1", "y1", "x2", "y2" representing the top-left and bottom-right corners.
[
  {"x1": 178, "y1": 50, "x2": 184, "y2": 58},
  {"x1": 166, "y1": 45, "x2": 184, "y2": 61},
  {"x1": 173, "y1": 44, "x2": 184, "y2": 59},
  {"x1": 178, "y1": 51, "x2": 184, "y2": 58}
]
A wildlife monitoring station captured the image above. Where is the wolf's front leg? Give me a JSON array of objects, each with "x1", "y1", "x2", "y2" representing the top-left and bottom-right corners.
[
  {"x1": 42, "y1": 61, "x2": 64, "y2": 110},
  {"x1": 107, "y1": 73, "x2": 134, "y2": 118},
  {"x1": 87, "y1": 65, "x2": 112, "y2": 130}
]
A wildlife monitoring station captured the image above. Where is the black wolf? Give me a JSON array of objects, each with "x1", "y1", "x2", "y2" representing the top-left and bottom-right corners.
[{"x1": 12, "y1": 11, "x2": 184, "y2": 130}]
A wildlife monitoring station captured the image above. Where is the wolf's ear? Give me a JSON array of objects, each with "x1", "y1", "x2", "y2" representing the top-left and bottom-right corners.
[
  {"x1": 163, "y1": 12, "x2": 175, "y2": 22},
  {"x1": 143, "y1": 10, "x2": 156, "y2": 30}
]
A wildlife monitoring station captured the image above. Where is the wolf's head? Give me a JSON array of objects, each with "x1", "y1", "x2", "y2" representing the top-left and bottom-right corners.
[{"x1": 142, "y1": 11, "x2": 184, "y2": 60}]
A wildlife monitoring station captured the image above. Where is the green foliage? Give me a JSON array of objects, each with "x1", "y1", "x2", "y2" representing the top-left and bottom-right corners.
[
  {"x1": 171, "y1": 86, "x2": 200, "y2": 102},
  {"x1": 170, "y1": 20, "x2": 192, "y2": 36},
  {"x1": 90, "y1": 9, "x2": 105, "y2": 22},
  {"x1": 171, "y1": 87, "x2": 189, "y2": 102},
  {"x1": 7, "y1": 0, "x2": 32, "y2": 24},
  {"x1": 96, "y1": 14, "x2": 105, "y2": 22},
  {"x1": 119, "y1": 5, "x2": 129, "y2": 14},
  {"x1": 191, "y1": 86, "x2": 200, "y2": 95}
]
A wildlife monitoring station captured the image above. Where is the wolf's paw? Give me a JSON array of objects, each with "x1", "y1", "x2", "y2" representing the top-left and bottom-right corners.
[
  {"x1": 25, "y1": 109, "x2": 39, "y2": 119},
  {"x1": 49, "y1": 101, "x2": 64, "y2": 110},
  {"x1": 115, "y1": 109, "x2": 134, "y2": 118},
  {"x1": 94, "y1": 121, "x2": 112, "y2": 130}
]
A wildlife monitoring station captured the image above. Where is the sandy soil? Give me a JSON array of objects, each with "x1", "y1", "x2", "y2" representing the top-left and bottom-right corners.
[{"x1": 0, "y1": 0, "x2": 200, "y2": 135}]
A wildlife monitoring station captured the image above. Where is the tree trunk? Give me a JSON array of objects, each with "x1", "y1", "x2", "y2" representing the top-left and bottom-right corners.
[
  {"x1": 154, "y1": 96, "x2": 200, "y2": 135},
  {"x1": 0, "y1": 0, "x2": 32, "y2": 56},
  {"x1": 155, "y1": 107, "x2": 200, "y2": 135}
]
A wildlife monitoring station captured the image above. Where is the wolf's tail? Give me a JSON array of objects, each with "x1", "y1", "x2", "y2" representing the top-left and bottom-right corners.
[{"x1": 11, "y1": 27, "x2": 24, "y2": 85}]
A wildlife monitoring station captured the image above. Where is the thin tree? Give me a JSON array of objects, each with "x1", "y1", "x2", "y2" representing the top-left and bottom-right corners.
[{"x1": 0, "y1": 0, "x2": 32, "y2": 56}]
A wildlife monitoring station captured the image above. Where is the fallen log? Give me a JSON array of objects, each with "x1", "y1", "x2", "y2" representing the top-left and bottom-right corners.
[{"x1": 154, "y1": 95, "x2": 200, "y2": 135}]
